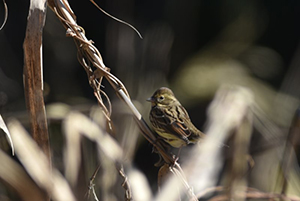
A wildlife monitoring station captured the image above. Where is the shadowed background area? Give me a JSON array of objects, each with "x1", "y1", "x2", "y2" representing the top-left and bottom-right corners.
[{"x1": 0, "y1": 0, "x2": 300, "y2": 200}]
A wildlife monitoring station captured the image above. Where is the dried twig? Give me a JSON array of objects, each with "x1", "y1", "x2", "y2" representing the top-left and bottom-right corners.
[
  {"x1": 86, "y1": 164, "x2": 101, "y2": 200},
  {"x1": 117, "y1": 162, "x2": 133, "y2": 201},
  {"x1": 86, "y1": 162, "x2": 133, "y2": 201}
]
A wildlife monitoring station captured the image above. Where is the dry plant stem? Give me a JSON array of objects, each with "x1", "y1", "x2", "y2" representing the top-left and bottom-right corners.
[
  {"x1": 23, "y1": 0, "x2": 51, "y2": 166},
  {"x1": 155, "y1": 163, "x2": 197, "y2": 201},
  {"x1": 0, "y1": 0, "x2": 8, "y2": 30},
  {"x1": 86, "y1": 164, "x2": 101, "y2": 199},
  {"x1": 227, "y1": 111, "x2": 253, "y2": 201},
  {"x1": 195, "y1": 186, "x2": 225, "y2": 200},
  {"x1": 89, "y1": 0, "x2": 142, "y2": 39},
  {"x1": 171, "y1": 163, "x2": 198, "y2": 201},
  {"x1": 196, "y1": 187, "x2": 300, "y2": 201},
  {"x1": 208, "y1": 187, "x2": 300, "y2": 201},
  {"x1": 87, "y1": 163, "x2": 133, "y2": 201},
  {"x1": 63, "y1": 111, "x2": 122, "y2": 186},
  {"x1": 116, "y1": 162, "x2": 133, "y2": 201},
  {"x1": 91, "y1": 187, "x2": 100, "y2": 201},
  {"x1": 9, "y1": 120, "x2": 76, "y2": 201},
  {"x1": 0, "y1": 114, "x2": 14, "y2": 155},
  {"x1": 157, "y1": 164, "x2": 170, "y2": 191},
  {"x1": 280, "y1": 108, "x2": 300, "y2": 195},
  {"x1": 180, "y1": 86, "x2": 253, "y2": 199},
  {"x1": 0, "y1": 149, "x2": 46, "y2": 201}
]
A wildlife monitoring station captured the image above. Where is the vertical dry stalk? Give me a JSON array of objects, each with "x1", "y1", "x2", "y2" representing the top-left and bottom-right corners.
[
  {"x1": 23, "y1": 0, "x2": 51, "y2": 165},
  {"x1": 227, "y1": 111, "x2": 253, "y2": 201},
  {"x1": 181, "y1": 86, "x2": 253, "y2": 200},
  {"x1": 280, "y1": 107, "x2": 300, "y2": 195}
]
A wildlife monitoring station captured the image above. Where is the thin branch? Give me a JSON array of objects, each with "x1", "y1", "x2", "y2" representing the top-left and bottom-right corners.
[{"x1": 86, "y1": 164, "x2": 101, "y2": 199}]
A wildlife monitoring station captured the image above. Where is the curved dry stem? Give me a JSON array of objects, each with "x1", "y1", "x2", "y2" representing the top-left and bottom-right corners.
[
  {"x1": 0, "y1": 0, "x2": 8, "y2": 30},
  {"x1": 89, "y1": 0, "x2": 143, "y2": 39}
]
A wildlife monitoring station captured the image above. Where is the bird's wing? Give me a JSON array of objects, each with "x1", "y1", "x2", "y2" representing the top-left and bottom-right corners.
[{"x1": 151, "y1": 105, "x2": 192, "y2": 140}]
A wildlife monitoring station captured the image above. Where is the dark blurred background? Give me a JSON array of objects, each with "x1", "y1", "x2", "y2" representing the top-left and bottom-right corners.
[{"x1": 0, "y1": 0, "x2": 300, "y2": 197}]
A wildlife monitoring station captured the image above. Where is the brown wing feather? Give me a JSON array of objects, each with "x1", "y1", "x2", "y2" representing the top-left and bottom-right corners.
[{"x1": 150, "y1": 104, "x2": 191, "y2": 142}]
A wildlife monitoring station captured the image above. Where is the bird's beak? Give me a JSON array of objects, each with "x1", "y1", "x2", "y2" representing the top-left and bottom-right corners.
[{"x1": 146, "y1": 97, "x2": 155, "y2": 102}]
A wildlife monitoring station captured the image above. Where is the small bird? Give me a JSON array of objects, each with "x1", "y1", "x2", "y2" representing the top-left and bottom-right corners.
[{"x1": 147, "y1": 87, "x2": 205, "y2": 148}]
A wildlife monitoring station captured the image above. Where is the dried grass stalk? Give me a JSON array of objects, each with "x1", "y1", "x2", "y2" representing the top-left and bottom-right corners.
[
  {"x1": 183, "y1": 86, "x2": 254, "y2": 197},
  {"x1": 279, "y1": 107, "x2": 300, "y2": 195},
  {"x1": 63, "y1": 111, "x2": 122, "y2": 186},
  {"x1": 0, "y1": 149, "x2": 46, "y2": 201},
  {"x1": 8, "y1": 120, "x2": 76, "y2": 201},
  {"x1": 23, "y1": 0, "x2": 51, "y2": 165}
]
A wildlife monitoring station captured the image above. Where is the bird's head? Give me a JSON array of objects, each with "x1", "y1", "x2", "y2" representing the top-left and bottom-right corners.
[{"x1": 147, "y1": 87, "x2": 178, "y2": 107}]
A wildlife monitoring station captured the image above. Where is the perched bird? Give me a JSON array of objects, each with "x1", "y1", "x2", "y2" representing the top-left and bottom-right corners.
[{"x1": 147, "y1": 87, "x2": 205, "y2": 148}]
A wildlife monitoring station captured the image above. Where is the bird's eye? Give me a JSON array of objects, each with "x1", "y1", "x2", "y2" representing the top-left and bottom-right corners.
[{"x1": 158, "y1": 95, "x2": 164, "y2": 102}]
